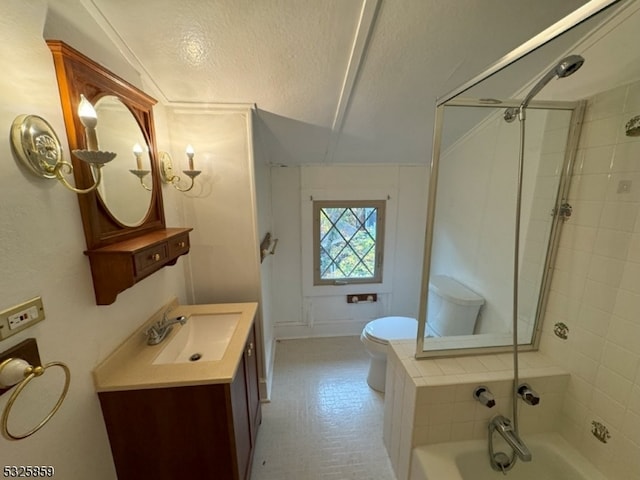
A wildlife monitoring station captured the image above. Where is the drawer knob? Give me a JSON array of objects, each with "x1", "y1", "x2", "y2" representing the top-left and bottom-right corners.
[
  {"x1": 178, "y1": 241, "x2": 186, "y2": 248},
  {"x1": 152, "y1": 253, "x2": 160, "y2": 261}
]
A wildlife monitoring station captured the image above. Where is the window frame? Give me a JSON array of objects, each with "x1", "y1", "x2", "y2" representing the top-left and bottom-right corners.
[{"x1": 312, "y1": 199, "x2": 386, "y2": 286}]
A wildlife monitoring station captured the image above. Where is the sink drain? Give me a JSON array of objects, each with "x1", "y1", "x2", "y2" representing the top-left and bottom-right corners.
[{"x1": 189, "y1": 353, "x2": 202, "y2": 362}]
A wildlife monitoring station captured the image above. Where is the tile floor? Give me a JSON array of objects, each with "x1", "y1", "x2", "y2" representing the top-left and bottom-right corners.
[{"x1": 250, "y1": 336, "x2": 397, "y2": 480}]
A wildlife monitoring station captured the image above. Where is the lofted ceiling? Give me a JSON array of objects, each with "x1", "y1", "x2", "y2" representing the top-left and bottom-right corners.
[{"x1": 45, "y1": 0, "x2": 590, "y2": 165}]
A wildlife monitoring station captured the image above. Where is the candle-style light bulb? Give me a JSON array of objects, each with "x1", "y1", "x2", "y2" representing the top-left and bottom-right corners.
[
  {"x1": 78, "y1": 94, "x2": 98, "y2": 151},
  {"x1": 133, "y1": 143, "x2": 143, "y2": 170},
  {"x1": 186, "y1": 144, "x2": 195, "y2": 170}
]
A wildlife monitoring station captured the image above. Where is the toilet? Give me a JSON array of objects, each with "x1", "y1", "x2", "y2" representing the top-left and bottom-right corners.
[
  {"x1": 360, "y1": 316, "x2": 418, "y2": 392},
  {"x1": 425, "y1": 275, "x2": 485, "y2": 337},
  {"x1": 360, "y1": 275, "x2": 484, "y2": 392}
]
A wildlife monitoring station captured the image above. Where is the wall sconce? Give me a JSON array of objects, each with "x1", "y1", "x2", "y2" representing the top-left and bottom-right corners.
[
  {"x1": 159, "y1": 145, "x2": 202, "y2": 192},
  {"x1": 10, "y1": 96, "x2": 115, "y2": 194},
  {"x1": 129, "y1": 143, "x2": 152, "y2": 191}
]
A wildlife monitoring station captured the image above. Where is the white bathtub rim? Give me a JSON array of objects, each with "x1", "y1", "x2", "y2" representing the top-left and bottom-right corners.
[{"x1": 410, "y1": 432, "x2": 608, "y2": 480}]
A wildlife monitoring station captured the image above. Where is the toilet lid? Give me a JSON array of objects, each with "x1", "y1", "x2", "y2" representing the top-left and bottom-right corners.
[{"x1": 364, "y1": 316, "x2": 417, "y2": 344}]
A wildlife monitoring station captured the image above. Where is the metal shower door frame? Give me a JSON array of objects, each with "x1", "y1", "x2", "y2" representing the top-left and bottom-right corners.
[{"x1": 416, "y1": 98, "x2": 586, "y2": 358}]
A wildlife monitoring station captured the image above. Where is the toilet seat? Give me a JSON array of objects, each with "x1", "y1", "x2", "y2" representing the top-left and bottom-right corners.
[{"x1": 363, "y1": 316, "x2": 417, "y2": 344}]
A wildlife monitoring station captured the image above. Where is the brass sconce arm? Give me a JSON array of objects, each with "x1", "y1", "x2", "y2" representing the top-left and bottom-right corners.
[
  {"x1": 159, "y1": 151, "x2": 202, "y2": 192},
  {"x1": 10, "y1": 114, "x2": 116, "y2": 194}
]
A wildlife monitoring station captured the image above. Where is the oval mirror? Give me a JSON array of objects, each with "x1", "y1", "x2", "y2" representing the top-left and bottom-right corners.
[{"x1": 94, "y1": 95, "x2": 153, "y2": 227}]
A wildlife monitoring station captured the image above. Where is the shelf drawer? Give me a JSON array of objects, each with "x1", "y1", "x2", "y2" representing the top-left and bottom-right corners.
[
  {"x1": 168, "y1": 234, "x2": 190, "y2": 257},
  {"x1": 134, "y1": 244, "x2": 168, "y2": 277}
]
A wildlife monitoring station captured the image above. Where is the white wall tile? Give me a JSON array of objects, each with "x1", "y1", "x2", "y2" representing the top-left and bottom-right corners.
[
  {"x1": 612, "y1": 290, "x2": 640, "y2": 324},
  {"x1": 595, "y1": 366, "x2": 633, "y2": 405},
  {"x1": 621, "y1": 410, "x2": 640, "y2": 446},
  {"x1": 624, "y1": 82, "x2": 640, "y2": 112},
  {"x1": 563, "y1": 395, "x2": 588, "y2": 426},
  {"x1": 577, "y1": 145, "x2": 615, "y2": 174},
  {"x1": 602, "y1": 342, "x2": 639, "y2": 381},
  {"x1": 558, "y1": 225, "x2": 598, "y2": 255},
  {"x1": 620, "y1": 261, "x2": 640, "y2": 294},
  {"x1": 572, "y1": 326, "x2": 606, "y2": 361},
  {"x1": 628, "y1": 385, "x2": 640, "y2": 416},
  {"x1": 593, "y1": 228, "x2": 632, "y2": 260},
  {"x1": 607, "y1": 316, "x2": 640, "y2": 354},
  {"x1": 628, "y1": 233, "x2": 640, "y2": 262},
  {"x1": 585, "y1": 84, "x2": 627, "y2": 121},
  {"x1": 605, "y1": 173, "x2": 640, "y2": 203},
  {"x1": 568, "y1": 351, "x2": 600, "y2": 383},
  {"x1": 582, "y1": 279, "x2": 619, "y2": 313},
  {"x1": 570, "y1": 200, "x2": 604, "y2": 227},
  {"x1": 576, "y1": 304, "x2": 611, "y2": 336},
  {"x1": 612, "y1": 141, "x2": 640, "y2": 172},
  {"x1": 579, "y1": 115, "x2": 623, "y2": 148},
  {"x1": 568, "y1": 173, "x2": 610, "y2": 202},
  {"x1": 599, "y1": 201, "x2": 638, "y2": 232},
  {"x1": 587, "y1": 254, "x2": 625, "y2": 287},
  {"x1": 589, "y1": 389, "x2": 626, "y2": 429}
]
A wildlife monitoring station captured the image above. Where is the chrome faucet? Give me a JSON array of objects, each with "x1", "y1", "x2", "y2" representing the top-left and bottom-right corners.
[
  {"x1": 145, "y1": 311, "x2": 187, "y2": 345},
  {"x1": 518, "y1": 383, "x2": 540, "y2": 406},
  {"x1": 489, "y1": 415, "x2": 532, "y2": 462},
  {"x1": 473, "y1": 386, "x2": 496, "y2": 408}
]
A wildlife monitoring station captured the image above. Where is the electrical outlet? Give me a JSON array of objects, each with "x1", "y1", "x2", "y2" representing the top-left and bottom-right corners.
[{"x1": 0, "y1": 297, "x2": 45, "y2": 341}]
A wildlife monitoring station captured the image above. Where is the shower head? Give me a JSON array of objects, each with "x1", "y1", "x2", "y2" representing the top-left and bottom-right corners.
[
  {"x1": 520, "y1": 54, "x2": 585, "y2": 109},
  {"x1": 504, "y1": 54, "x2": 585, "y2": 122},
  {"x1": 555, "y1": 54, "x2": 585, "y2": 78}
]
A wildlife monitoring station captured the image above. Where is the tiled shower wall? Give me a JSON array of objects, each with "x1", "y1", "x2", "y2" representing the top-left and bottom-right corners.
[{"x1": 539, "y1": 78, "x2": 640, "y2": 478}]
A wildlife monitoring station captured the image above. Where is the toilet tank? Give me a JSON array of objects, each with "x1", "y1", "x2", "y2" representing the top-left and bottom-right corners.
[{"x1": 427, "y1": 275, "x2": 484, "y2": 336}]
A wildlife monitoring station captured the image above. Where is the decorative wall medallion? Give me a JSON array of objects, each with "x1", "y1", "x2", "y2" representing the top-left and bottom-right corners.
[
  {"x1": 625, "y1": 115, "x2": 640, "y2": 137},
  {"x1": 553, "y1": 322, "x2": 569, "y2": 340},
  {"x1": 591, "y1": 421, "x2": 611, "y2": 443}
]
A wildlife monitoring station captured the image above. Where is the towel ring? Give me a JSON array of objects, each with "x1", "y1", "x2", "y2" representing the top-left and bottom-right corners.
[{"x1": 0, "y1": 358, "x2": 71, "y2": 440}]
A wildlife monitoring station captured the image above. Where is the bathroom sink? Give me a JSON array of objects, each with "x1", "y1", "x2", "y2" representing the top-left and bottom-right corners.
[{"x1": 152, "y1": 313, "x2": 240, "y2": 365}]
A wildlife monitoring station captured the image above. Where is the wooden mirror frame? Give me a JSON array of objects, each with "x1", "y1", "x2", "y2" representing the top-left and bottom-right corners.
[
  {"x1": 47, "y1": 40, "x2": 164, "y2": 248},
  {"x1": 47, "y1": 40, "x2": 191, "y2": 305}
]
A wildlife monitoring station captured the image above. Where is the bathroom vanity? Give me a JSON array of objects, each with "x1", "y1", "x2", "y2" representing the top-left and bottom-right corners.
[{"x1": 93, "y1": 302, "x2": 261, "y2": 480}]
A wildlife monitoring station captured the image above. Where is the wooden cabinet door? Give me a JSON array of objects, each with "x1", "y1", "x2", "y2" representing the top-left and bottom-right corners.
[
  {"x1": 230, "y1": 352, "x2": 252, "y2": 480},
  {"x1": 245, "y1": 326, "x2": 261, "y2": 444}
]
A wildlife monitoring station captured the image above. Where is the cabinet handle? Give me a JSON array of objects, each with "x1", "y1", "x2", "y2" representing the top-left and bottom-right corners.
[
  {"x1": 178, "y1": 241, "x2": 186, "y2": 248},
  {"x1": 152, "y1": 253, "x2": 160, "y2": 261},
  {"x1": 247, "y1": 348, "x2": 252, "y2": 357}
]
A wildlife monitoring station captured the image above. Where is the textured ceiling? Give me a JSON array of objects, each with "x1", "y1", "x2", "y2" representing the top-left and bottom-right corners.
[{"x1": 46, "y1": 0, "x2": 594, "y2": 165}]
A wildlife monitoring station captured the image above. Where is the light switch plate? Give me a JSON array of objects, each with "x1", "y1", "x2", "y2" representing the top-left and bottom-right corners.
[{"x1": 0, "y1": 297, "x2": 45, "y2": 341}]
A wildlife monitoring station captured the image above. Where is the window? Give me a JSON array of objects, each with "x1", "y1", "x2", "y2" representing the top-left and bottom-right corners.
[{"x1": 313, "y1": 200, "x2": 385, "y2": 285}]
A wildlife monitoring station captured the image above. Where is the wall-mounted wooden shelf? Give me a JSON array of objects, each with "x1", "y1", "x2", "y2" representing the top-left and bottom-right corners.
[{"x1": 85, "y1": 228, "x2": 192, "y2": 305}]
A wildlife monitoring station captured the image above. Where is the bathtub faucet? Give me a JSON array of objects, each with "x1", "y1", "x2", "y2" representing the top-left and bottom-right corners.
[{"x1": 489, "y1": 415, "x2": 532, "y2": 462}]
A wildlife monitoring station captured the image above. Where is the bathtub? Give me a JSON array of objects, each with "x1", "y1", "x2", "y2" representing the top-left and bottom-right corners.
[{"x1": 410, "y1": 432, "x2": 607, "y2": 480}]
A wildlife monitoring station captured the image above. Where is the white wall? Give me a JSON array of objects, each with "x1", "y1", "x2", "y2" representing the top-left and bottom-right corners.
[
  {"x1": 252, "y1": 115, "x2": 276, "y2": 399},
  {"x1": 271, "y1": 164, "x2": 428, "y2": 338},
  {"x1": 0, "y1": 2, "x2": 188, "y2": 477},
  {"x1": 540, "y1": 78, "x2": 640, "y2": 479},
  {"x1": 166, "y1": 108, "x2": 260, "y2": 304}
]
